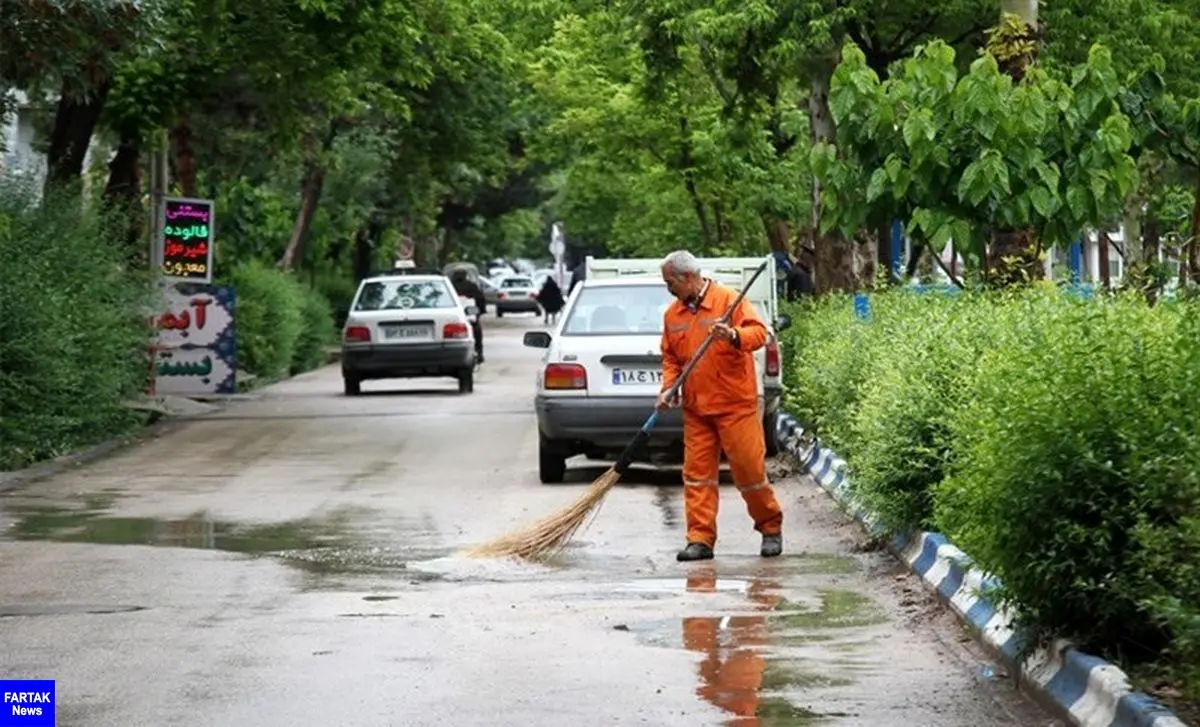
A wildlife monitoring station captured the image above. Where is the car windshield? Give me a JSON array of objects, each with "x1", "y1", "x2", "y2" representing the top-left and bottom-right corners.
[
  {"x1": 353, "y1": 280, "x2": 456, "y2": 311},
  {"x1": 501, "y1": 277, "x2": 534, "y2": 289},
  {"x1": 562, "y1": 284, "x2": 675, "y2": 335}
]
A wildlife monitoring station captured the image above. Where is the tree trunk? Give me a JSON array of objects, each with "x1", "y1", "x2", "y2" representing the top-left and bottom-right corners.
[
  {"x1": 763, "y1": 216, "x2": 790, "y2": 254},
  {"x1": 983, "y1": 0, "x2": 1041, "y2": 285},
  {"x1": 992, "y1": 0, "x2": 1040, "y2": 81},
  {"x1": 809, "y1": 55, "x2": 858, "y2": 294},
  {"x1": 170, "y1": 114, "x2": 198, "y2": 197},
  {"x1": 855, "y1": 228, "x2": 878, "y2": 288},
  {"x1": 678, "y1": 117, "x2": 713, "y2": 249},
  {"x1": 1099, "y1": 230, "x2": 1112, "y2": 291},
  {"x1": 712, "y1": 201, "x2": 731, "y2": 246},
  {"x1": 353, "y1": 220, "x2": 384, "y2": 282},
  {"x1": 102, "y1": 127, "x2": 143, "y2": 256},
  {"x1": 988, "y1": 228, "x2": 1044, "y2": 286},
  {"x1": 43, "y1": 77, "x2": 111, "y2": 195},
  {"x1": 278, "y1": 122, "x2": 339, "y2": 271},
  {"x1": 1187, "y1": 178, "x2": 1200, "y2": 285}
]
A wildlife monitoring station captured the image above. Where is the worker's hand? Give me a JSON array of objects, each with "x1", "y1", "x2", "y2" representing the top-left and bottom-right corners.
[
  {"x1": 710, "y1": 322, "x2": 737, "y2": 344},
  {"x1": 656, "y1": 389, "x2": 680, "y2": 411}
]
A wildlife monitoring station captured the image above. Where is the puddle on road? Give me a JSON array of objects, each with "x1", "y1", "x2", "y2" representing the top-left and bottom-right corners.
[
  {"x1": 625, "y1": 574, "x2": 884, "y2": 726},
  {"x1": 0, "y1": 497, "x2": 453, "y2": 581}
]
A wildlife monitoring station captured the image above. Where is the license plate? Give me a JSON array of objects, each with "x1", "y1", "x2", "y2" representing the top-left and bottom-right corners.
[
  {"x1": 382, "y1": 324, "x2": 432, "y2": 340},
  {"x1": 507, "y1": 291, "x2": 528, "y2": 298},
  {"x1": 612, "y1": 368, "x2": 662, "y2": 385}
]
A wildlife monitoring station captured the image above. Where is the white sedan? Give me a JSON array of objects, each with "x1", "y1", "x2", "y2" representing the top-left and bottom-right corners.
[{"x1": 341, "y1": 274, "x2": 479, "y2": 395}]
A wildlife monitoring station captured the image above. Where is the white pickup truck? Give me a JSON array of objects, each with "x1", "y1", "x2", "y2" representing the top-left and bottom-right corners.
[{"x1": 522, "y1": 254, "x2": 791, "y2": 483}]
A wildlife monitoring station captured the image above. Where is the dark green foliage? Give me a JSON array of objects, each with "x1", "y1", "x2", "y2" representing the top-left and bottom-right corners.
[{"x1": 0, "y1": 183, "x2": 153, "y2": 470}]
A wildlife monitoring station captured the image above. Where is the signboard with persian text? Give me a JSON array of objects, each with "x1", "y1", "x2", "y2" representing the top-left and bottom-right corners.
[
  {"x1": 150, "y1": 284, "x2": 236, "y2": 395},
  {"x1": 159, "y1": 197, "x2": 215, "y2": 283}
]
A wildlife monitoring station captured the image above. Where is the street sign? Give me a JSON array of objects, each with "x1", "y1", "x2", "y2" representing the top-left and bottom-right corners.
[{"x1": 549, "y1": 221, "x2": 565, "y2": 258}]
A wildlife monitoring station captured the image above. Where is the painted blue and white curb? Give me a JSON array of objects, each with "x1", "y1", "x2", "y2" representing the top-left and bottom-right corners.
[{"x1": 773, "y1": 411, "x2": 1187, "y2": 727}]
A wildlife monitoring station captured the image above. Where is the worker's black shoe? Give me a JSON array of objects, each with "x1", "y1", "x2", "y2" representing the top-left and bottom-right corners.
[
  {"x1": 761, "y1": 534, "x2": 783, "y2": 558},
  {"x1": 676, "y1": 543, "x2": 714, "y2": 562}
]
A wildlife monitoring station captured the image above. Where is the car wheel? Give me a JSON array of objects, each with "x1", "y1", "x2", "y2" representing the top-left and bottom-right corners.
[
  {"x1": 457, "y1": 368, "x2": 474, "y2": 394},
  {"x1": 343, "y1": 376, "x2": 361, "y2": 396},
  {"x1": 538, "y1": 436, "x2": 567, "y2": 484},
  {"x1": 763, "y1": 412, "x2": 780, "y2": 457}
]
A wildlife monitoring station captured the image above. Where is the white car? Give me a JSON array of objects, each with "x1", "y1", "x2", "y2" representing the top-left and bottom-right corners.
[
  {"x1": 341, "y1": 274, "x2": 479, "y2": 396},
  {"x1": 523, "y1": 271, "x2": 790, "y2": 483},
  {"x1": 494, "y1": 275, "x2": 541, "y2": 316}
]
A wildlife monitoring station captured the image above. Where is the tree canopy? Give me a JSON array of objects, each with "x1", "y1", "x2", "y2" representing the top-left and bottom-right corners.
[{"x1": 0, "y1": 0, "x2": 1198, "y2": 295}]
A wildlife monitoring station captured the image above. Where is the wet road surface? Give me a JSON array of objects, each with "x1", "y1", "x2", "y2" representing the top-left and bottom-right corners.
[{"x1": 0, "y1": 313, "x2": 1062, "y2": 726}]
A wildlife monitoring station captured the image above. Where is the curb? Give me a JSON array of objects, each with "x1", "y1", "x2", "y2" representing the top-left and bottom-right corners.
[
  {"x1": 772, "y1": 412, "x2": 1187, "y2": 727},
  {"x1": 0, "y1": 399, "x2": 228, "y2": 494}
]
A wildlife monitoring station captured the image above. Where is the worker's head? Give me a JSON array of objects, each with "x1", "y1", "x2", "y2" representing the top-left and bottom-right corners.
[
  {"x1": 451, "y1": 269, "x2": 468, "y2": 284},
  {"x1": 661, "y1": 250, "x2": 704, "y2": 300}
]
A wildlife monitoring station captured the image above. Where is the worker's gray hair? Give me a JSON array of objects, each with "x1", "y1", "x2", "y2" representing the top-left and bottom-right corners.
[{"x1": 661, "y1": 250, "x2": 701, "y2": 276}]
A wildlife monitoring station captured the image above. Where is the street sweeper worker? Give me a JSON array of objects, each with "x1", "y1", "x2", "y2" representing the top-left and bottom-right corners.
[{"x1": 656, "y1": 250, "x2": 784, "y2": 562}]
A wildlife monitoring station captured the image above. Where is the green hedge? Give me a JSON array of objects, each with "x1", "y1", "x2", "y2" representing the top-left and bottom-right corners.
[
  {"x1": 783, "y1": 285, "x2": 1200, "y2": 698},
  {"x1": 218, "y1": 259, "x2": 335, "y2": 382},
  {"x1": 0, "y1": 185, "x2": 153, "y2": 471}
]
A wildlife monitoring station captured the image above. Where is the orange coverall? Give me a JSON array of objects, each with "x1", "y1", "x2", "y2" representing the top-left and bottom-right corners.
[{"x1": 660, "y1": 280, "x2": 784, "y2": 548}]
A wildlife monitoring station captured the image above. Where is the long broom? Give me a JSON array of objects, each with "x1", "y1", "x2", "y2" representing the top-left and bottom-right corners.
[{"x1": 463, "y1": 258, "x2": 772, "y2": 562}]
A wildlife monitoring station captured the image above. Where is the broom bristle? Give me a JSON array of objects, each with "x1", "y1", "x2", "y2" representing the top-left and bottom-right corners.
[{"x1": 462, "y1": 468, "x2": 623, "y2": 561}]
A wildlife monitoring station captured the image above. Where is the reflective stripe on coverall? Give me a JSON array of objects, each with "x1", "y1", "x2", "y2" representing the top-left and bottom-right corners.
[
  {"x1": 682, "y1": 570, "x2": 782, "y2": 718},
  {"x1": 660, "y1": 280, "x2": 784, "y2": 547}
]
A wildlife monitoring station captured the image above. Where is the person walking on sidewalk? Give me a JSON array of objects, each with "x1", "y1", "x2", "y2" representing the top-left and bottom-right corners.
[{"x1": 656, "y1": 250, "x2": 784, "y2": 561}]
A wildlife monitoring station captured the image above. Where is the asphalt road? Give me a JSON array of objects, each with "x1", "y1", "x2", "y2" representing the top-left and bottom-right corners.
[{"x1": 0, "y1": 312, "x2": 1062, "y2": 727}]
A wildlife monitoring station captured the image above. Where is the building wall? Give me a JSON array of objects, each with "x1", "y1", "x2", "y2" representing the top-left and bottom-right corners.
[{"x1": 1, "y1": 89, "x2": 103, "y2": 202}]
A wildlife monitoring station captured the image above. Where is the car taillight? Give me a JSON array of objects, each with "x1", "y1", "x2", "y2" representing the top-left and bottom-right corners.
[
  {"x1": 443, "y1": 322, "x2": 470, "y2": 339},
  {"x1": 765, "y1": 339, "x2": 780, "y2": 377},
  {"x1": 544, "y1": 363, "x2": 587, "y2": 390},
  {"x1": 344, "y1": 325, "x2": 371, "y2": 343}
]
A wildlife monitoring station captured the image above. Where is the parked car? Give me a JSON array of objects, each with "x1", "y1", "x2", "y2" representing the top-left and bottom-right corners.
[
  {"x1": 523, "y1": 256, "x2": 789, "y2": 483},
  {"x1": 494, "y1": 275, "x2": 541, "y2": 317},
  {"x1": 341, "y1": 274, "x2": 479, "y2": 396}
]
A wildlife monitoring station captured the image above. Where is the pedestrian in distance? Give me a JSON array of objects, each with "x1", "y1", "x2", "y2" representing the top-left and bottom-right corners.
[
  {"x1": 450, "y1": 270, "x2": 487, "y2": 365},
  {"x1": 537, "y1": 275, "x2": 565, "y2": 325},
  {"x1": 656, "y1": 250, "x2": 784, "y2": 562}
]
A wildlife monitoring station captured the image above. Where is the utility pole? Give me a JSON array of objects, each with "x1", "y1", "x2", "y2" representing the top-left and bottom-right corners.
[{"x1": 147, "y1": 131, "x2": 169, "y2": 396}]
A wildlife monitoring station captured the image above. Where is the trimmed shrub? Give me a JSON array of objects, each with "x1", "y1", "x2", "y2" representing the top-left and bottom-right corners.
[
  {"x1": 781, "y1": 285, "x2": 1200, "y2": 700},
  {"x1": 218, "y1": 260, "x2": 338, "y2": 381},
  {"x1": 846, "y1": 291, "x2": 996, "y2": 531},
  {"x1": 221, "y1": 259, "x2": 304, "y2": 380},
  {"x1": 291, "y1": 283, "x2": 336, "y2": 375},
  {"x1": 0, "y1": 184, "x2": 152, "y2": 470},
  {"x1": 783, "y1": 293, "x2": 877, "y2": 455},
  {"x1": 935, "y1": 291, "x2": 1200, "y2": 672}
]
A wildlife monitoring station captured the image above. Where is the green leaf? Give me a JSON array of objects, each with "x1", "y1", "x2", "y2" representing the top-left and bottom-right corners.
[
  {"x1": 1066, "y1": 185, "x2": 1091, "y2": 220},
  {"x1": 867, "y1": 168, "x2": 890, "y2": 203},
  {"x1": 1030, "y1": 185, "x2": 1057, "y2": 218}
]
